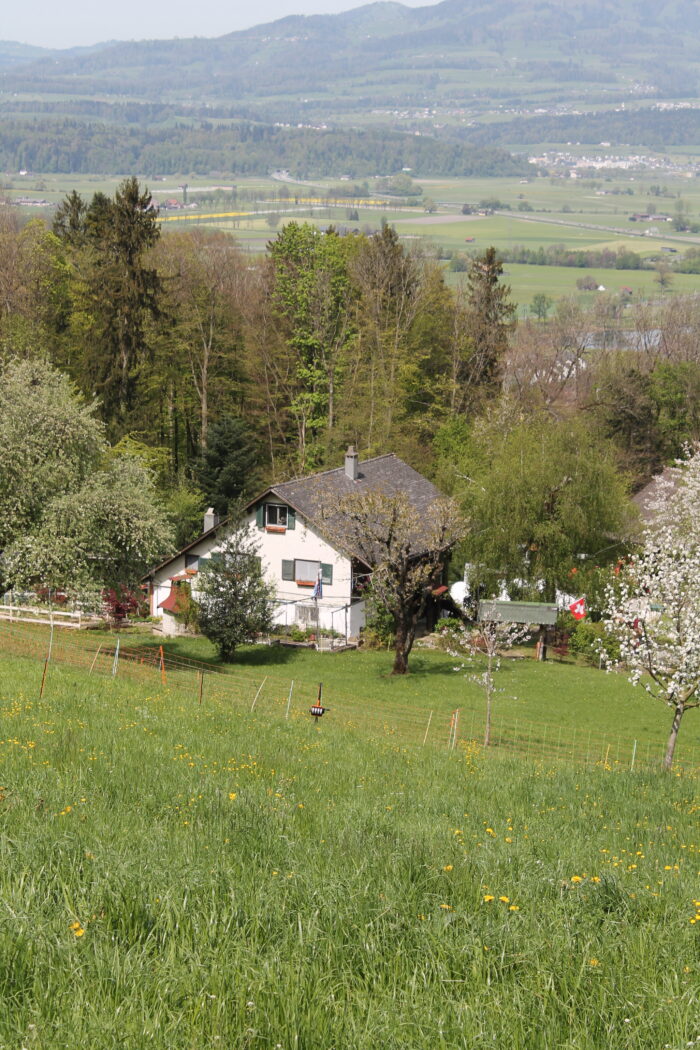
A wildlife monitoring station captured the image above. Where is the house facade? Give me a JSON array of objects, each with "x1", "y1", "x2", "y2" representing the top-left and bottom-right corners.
[{"x1": 145, "y1": 447, "x2": 444, "y2": 642}]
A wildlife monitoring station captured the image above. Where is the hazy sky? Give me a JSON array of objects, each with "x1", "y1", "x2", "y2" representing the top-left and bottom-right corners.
[{"x1": 6, "y1": 0, "x2": 440, "y2": 50}]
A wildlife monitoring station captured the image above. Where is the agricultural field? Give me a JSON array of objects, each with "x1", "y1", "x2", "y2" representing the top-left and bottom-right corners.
[
  {"x1": 1, "y1": 630, "x2": 699, "y2": 1049},
  {"x1": 6, "y1": 169, "x2": 700, "y2": 306}
]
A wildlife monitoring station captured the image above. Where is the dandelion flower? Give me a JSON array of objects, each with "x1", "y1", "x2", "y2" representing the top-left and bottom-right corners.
[
  {"x1": 443, "y1": 864, "x2": 453, "y2": 872},
  {"x1": 483, "y1": 895, "x2": 495, "y2": 902},
  {"x1": 499, "y1": 896, "x2": 510, "y2": 903}
]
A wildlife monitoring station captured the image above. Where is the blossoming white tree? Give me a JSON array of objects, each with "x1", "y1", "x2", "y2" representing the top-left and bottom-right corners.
[{"x1": 602, "y1": 453, "x2": 700, "y2": 769}]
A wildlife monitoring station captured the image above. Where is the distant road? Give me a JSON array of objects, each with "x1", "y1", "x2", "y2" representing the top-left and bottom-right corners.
[{"x1": 493, "y1": 210, "x2": 700, "y2": 246}]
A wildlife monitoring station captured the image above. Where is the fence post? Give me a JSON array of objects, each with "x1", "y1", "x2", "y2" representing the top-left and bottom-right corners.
[
  {"x1": 88, "y1": 645, "x2": 102, "y2": 675},
  {"x1": 198, "y1": 671, "x2": 204, "y2": 706},
  {"x1": 451, "y1": 709, "x2": 460, "y2": 751},
  {"x1": 422, "y1": 710, "x2": 433, "y2": 746},
  {"x1": 159, "y1": 645, "x2": 166, "y2": 687},
  {"x1": 630, "y1": 739, "x2": 637, "y2": 772},
  {"x1": 39, "y1": 659, "x2": 49, "y2": 699},
  {"x1": 111, "y1": 638, "x2": 120, "y2": 677},
  {"x1": 251, "y1": 677, "x2": 267, "y2": 712},
  {"x1": 285, "y1": 681, "x2": 294, "y2": 721}
]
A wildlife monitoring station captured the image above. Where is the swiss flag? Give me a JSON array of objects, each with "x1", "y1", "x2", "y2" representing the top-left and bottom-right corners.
[{"x1": 569, "y1": 597, "x2": 586, "y2": 620}]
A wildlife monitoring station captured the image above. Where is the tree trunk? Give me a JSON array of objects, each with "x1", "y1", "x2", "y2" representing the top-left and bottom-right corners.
[
  {"x1": 392, "y1": 645, "x2": 409, "y2": 675},
  {"x1": 484, "y1": 653, "x2": 494, "y2": 746},
  {"x1": 392, "y1": 615, "x2": 413, "y2": 675},
  {"x1": 663, "y1": 703, "x2": 684, "y2": 770}
]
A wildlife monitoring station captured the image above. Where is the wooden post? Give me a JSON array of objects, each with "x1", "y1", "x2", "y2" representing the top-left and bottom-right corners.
[
  {"x1": 39, "y1": 659, "x2": 48, "y2": 700},
  {"x1": 452, "y1": 709, "x2": 460, "y2": 750},
  {"x1": 285, "y1": 681, "x2": 294, "y2": 721},
  {"x1": 422, "y1": 710, "x2": 433, "y2": 746},
  {"x1": 88, "y1": 645, "x2": 102, "y2": 675},
  {"x1": 630, "y1": 739, "x2": 637, "y2": 772},
  {"x1": 159, "y1": 645, "x2": 166, "y2": 686},
  {"x1": 198, "y1": 671, "x2": 204, "y2": 706}
]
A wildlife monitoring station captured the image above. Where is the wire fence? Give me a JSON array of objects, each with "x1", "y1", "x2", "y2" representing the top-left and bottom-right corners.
[{"x1": 1, "y1": 619, "x2": 698, "y2": 774}]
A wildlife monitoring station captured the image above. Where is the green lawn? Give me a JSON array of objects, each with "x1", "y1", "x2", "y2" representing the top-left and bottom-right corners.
[
  {"x1": 9, "y1": 621, "x2": 700, "y2": 766},
  {"x1": 0, "y1": 648, "x2": 698, "y2": 1049}
]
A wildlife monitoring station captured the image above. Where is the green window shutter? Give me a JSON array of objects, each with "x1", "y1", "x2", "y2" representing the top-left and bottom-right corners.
[
  {"x1": 255, "y1": 504, "x2": 264, "y2": 528},
  {"x1": 321, "y1": 563, "x2": 333, "y2": 585},
  {"x1": 254, "y1": 555, "x2": 262, "y2": 573},
  {"x1": 281, "y1": 559, "x2": 295, "y2": 581},
  {"x1": 287, "y1": 507, "x2": 296, "y2": 530}
]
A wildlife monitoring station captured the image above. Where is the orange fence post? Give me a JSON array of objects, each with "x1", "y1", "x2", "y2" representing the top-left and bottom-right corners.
[{"x1": 159, "y1": 645, "x2": 167, "y2": 686}]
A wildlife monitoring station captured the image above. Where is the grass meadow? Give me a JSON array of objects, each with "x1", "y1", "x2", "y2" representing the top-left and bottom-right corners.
[{"x1": 1, "y1": 633, "x2": 699, "y2": 1049}]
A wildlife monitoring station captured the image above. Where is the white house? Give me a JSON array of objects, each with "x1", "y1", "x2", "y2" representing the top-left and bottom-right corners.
[{"x1": 144, "y1": 447, "x2": 445, "y2": 642}]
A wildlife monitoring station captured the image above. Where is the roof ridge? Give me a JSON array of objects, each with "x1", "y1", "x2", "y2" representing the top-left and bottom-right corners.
[{"x1": 273, "y1": 452, "x2": 398, "y2": 487}]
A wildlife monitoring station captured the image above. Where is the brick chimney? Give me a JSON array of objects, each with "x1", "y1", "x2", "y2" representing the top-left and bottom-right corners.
[{"x1": 344, "y1": 445, "x2": 359, "y2": 481}]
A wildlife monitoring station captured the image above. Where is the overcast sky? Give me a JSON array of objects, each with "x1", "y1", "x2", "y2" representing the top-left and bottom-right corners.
[{"x1": 6, "y1": 0, "x2": 440, "y2": 50}]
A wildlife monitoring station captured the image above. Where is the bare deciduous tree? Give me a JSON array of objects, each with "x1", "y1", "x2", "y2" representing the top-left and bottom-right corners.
[{"x1": 321, "y1": 489, "x2": 465, "y2": 674}]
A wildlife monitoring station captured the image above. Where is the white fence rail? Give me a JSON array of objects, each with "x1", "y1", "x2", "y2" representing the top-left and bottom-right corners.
[{"x1": 0, "y1": 604, "x2": 101, "y2": 629}]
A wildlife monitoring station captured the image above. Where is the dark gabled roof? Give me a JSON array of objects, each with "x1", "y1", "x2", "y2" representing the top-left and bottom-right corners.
[
  {"x1": 265, "y1": 453, "x2": 443, "y2": 526},
  {"x1": 144, "y1": 453, "x2": 446, "y2": 579}
]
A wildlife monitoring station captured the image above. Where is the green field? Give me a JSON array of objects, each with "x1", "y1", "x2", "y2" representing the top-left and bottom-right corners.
[
  {"x1": 1, "y1": 637, "x2": 699, "y2": 1049},
  {"x1": 7, "y1": 170, "x2": 700, "y2": 306}
]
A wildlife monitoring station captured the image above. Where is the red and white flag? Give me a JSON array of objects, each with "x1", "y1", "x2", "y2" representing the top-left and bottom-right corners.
[{"x1": 569, "y1": 597, "x2": 586, "y2": 620}]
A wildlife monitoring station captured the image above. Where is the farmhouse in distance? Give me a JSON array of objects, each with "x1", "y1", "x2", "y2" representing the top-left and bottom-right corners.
[{"x1": 145, "y1": 447, "x2": 448, "y2": 643}]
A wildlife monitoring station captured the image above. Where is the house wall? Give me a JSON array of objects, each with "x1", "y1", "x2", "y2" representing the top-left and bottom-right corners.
[{"x1": 148, "y1": 509, "x2": 366, "y2": 640}]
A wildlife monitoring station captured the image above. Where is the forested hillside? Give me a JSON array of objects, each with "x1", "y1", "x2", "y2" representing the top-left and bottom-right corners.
[
  {"x1": 4, "y1": 0, "x2": 700, "y2": 178},
  {"x1": 0, "y1": 119, "x2": 528, "y2": 178}
]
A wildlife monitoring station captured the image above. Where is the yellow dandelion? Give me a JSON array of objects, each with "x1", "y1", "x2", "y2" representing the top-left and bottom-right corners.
[
  {"x1": 589, "y1": 958, "x2": 600, "y2": 967},
  {"x1": 571, "y1": 876, "x2": 583, "y2": 884},
  {"x1": 439, "y1": 903, "x2": 453, "y2": 911},
  {"x1": 443, "y1": 864, "x2": 454, "y2": 872},
  {"x1": 508, "y1": 905, "x2": 519, "y2": 912},
  {"x1": 228, "y1": 793, "x2": 237, "y2": 801},
  {"x1": 499, "y1": 896, "x2": 510, "y2": 903},
  {"x1": 69, "y1": 921, "x2": 81, "y2": 930},
  {"x1": 483, "y1": 894, "x2": 495, "y2": 902},
  {"x1": 74, "y1": 927, "x2": 85, "y2": 938}
]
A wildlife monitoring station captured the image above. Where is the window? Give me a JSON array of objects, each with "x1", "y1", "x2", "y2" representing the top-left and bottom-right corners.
[
  {"x1": 256, "y1": 502, "x2": 295, "y2": 530},
  {"x1": 295, "y1": 559, "x2": 319, "y2": 585},
  {"x1": 281, "y1": 560, "x2": 333, "y2": 586},
  {"x1": 185, "y1": 554, "x2": 199, "y2": 569},
  {"x1": 266, "y1": 504, "x2": 288, "y2": 528}
]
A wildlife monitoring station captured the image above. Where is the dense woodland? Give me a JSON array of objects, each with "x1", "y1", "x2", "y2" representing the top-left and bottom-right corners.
[
  {"x1": 4, "y1": 178, "x2": 700, "y2": 603},
  {"x1": 0, "y1": 119, "x2": 528, "y2": 179}
]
